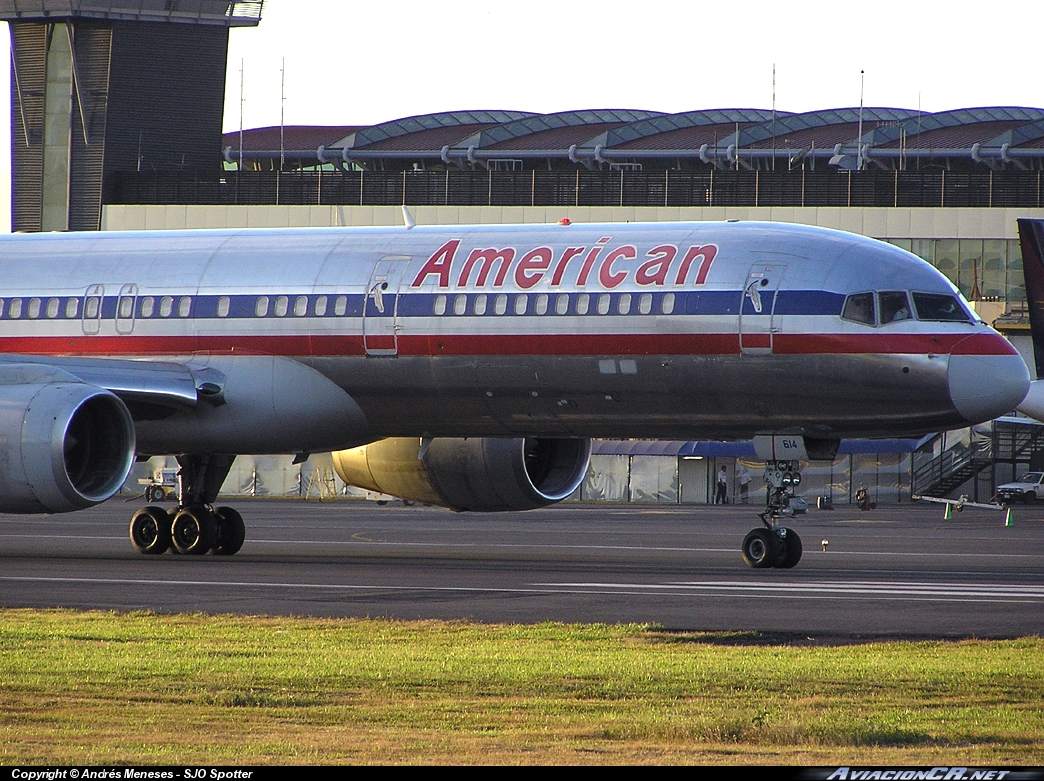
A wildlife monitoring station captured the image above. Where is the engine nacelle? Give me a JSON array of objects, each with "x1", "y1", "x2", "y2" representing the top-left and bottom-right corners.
[
  {"x1": 332, "y1": 437, "x2": 592, "y2": 512},
  {"x1": 0, "y1": 372, "x2": 136, "y2": 513}
]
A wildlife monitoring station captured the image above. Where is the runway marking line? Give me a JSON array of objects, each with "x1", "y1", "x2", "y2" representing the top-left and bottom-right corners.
[{"x1": 2, "y1": 575, "x2": 1042, "y2": 604}]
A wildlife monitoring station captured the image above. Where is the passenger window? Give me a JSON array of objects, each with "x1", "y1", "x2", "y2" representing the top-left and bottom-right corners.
[
  {"x1": 576, "y1": 293, "x2": 590, "y2": 315},
  {"x1": 217, "y1": 296, "x2": 230, "y2": 318},
  {"x1": 9, "y1": 298, "x2": 22, "y2": 319},
  {"x1": 46, "y1": 298, "x2": 59, "y2": 318},
  {"x1": 494, "y1": 294, "x2": 508, "y2": 315},
  {"x1": 118, "y1": 297, "x2": 134, "y2": 318},
  {"x1": 433, "y1": 295, "x2": 447, "y2": 316},
  {"x1": 0, "y1": 300, "x2": 4, "y2": 317},
  {"x1": 638, "y1": 293, "x2": 652, "y2": 315},
  {"x1": 294, "y1": 296, "x2": 308, "y2": 317},
  {"x1": 255, "y1": 296, "x2": 269, "y2": 317},
  {"x1": 314, "y1": 296, "x2": 328, "y2": 317},
  {"x1": 662, "y1": 292, "x2": 675, "y2": 315},
  {"x1": 842, "y1": 292, "x2": 875, "y2": 325},
  {"x1": 618, "y1": 294, "x2": 632, "y2": 315},
  {"x1": 159, "y1": 296, "x2": 173, "y2": 317},
  {"x1": 597, "y1": 294, "x2": 611, "y2": 315},
  {"x1": 274, "y1": 296, "x2": 288, "y2": 317},
  {"x1": 454, "y1": 294, "x2": 467, "y2": 315},
  {"x1": 555, "y1": 294, "x2": 569, "y2": 315},
  {"x1": 514, "y1": 294, "x2": 528, "y2": 315},
  {"x1": 474, "y1": 294, "x2": 487, "y2": 316},
  {"x1": 879, "y1": 292, "x2": 911, "y2": 324},
  {"x1": 28, "y1": 298, "x2": 41, "y2": 318},
  {"x1": 912, "y1": 293, "x2": 973, "y2": 323},
  {"x1": 178, "y1": 297, "x2": 192, "y2": 318},
  {"x1": 334, "y1": 296, "x2": 347, "y2": 316},
  {"x1": 138, "y1": 297, "x2": 153, "y2": 318},
  {"x1": 65, "y1": 298, "x2": 79, "y2": 318},
  {"x1": 535, "y1": 293, "x2": 548, "y2": 315}
]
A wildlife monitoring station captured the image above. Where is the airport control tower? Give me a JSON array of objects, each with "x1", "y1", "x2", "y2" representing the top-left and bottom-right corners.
[{"x1": 2, "y1": 1, "x2": 264, "y2": 232}]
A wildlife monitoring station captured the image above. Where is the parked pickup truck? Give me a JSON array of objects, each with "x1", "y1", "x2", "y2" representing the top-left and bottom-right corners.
[{"x1": 995, "y1": 472, "x2": 1044, "y2": 503}]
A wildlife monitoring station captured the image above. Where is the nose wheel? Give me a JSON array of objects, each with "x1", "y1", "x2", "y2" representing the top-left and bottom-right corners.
[{"x1": 742, "y1": 526, "x2": 802, "y2": 568}]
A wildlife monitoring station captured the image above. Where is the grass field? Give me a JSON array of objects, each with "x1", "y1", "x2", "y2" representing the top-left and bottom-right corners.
[{"x1": 1, "y1": 609, "x2": 1042, "y2": 765}]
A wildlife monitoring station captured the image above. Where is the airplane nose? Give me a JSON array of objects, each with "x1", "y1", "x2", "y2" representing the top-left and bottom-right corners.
[{"x1": 948, "y1": 332, "x2": 1030, "y2": 424}]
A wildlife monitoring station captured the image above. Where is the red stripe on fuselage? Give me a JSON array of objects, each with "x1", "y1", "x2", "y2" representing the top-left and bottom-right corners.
[{"x1": 0, "y1": 330, "x2": 1014, "y2": 358}]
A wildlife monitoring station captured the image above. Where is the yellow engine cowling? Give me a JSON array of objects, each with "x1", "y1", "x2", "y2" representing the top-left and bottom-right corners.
[{"x1": 331, "y1": 437, "x2": 591, "y2": 512}]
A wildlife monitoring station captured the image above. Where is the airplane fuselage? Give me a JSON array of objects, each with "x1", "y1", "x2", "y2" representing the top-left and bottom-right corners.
[{"x1": 0, "y1": 220, "x2": 1027, "y2": 453}]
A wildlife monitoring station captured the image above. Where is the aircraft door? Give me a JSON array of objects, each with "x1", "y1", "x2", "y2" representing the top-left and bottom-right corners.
[
  {"x1": 115, "y1": 284, "x2": 138, "y2": 334},
  {"x1": 82, "y1": 284, "x2": 104, "y2": 335},
  {"x1": 363, "y1": 256, "x2": 409, "y2": 356},
  {"x1": 739, "y1": 263, "x2": 786, "y2": 354}
]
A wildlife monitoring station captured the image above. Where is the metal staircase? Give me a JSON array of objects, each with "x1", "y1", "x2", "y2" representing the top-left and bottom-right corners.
[
  {"x1": 913, "y1": 419, "x2": 1044, "y2": 499},
  {"x1": 912, "y1": 438, "x2": 993, "y2": 498}
]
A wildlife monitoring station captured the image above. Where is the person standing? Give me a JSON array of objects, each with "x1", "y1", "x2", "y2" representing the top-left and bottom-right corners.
[
  {"x1": 738, "y1": 464, "x2": 751, "y2": 504},
  {"x1": 715, "y1": 465, "x2": 728, "y2": 504}
]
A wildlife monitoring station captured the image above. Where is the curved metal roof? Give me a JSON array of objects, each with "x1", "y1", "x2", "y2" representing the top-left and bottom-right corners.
[{"x1": 226, "y1": 106, "x2": 1044, "y2": 170}]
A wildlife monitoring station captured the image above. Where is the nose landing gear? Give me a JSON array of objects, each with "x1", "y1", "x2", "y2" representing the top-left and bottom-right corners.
[{"x1": 741, "y1": 460, "x2": 803, "y2": 569}]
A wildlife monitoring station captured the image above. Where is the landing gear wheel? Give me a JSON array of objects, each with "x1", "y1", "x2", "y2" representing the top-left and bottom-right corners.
[
  {"x1": 776, "y1": 528, "x2": 802, "y2": 569},
  {"x1": 742, "y1": 528, "x2": 782, "y2": 568},
  {"x1": 212, "y1": 507, "x2": 246, "y2": 556},
  {"x1": 171, "y1": 507, "x2": 216, "y2": 555},
  {"x1": 130, "y1": 506, "x2": 172, "y2": 554}
]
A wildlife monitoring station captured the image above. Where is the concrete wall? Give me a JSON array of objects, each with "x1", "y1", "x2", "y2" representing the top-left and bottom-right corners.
[{"x1": 102, "y1": 204, "x2": 1044, "y2": 240}]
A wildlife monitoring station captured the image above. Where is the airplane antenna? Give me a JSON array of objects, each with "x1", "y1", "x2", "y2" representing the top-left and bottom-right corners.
[{"x1": 401, "y1": 205, "x2": 416, "y2": 230}]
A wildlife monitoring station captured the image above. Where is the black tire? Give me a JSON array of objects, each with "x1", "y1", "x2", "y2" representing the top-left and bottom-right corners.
[
  {"x1": 129, "y1": 507, "x2": 172, "y2": 555},
  {"x1": 171, "y1": 508, "x2": 216, "y2": 555},
  {"x1": 1025, "y1": 492, "x2": 1037, "y2": 504},
  {"x1": 776, "y1": 528, "x2": 802, "y2": 569},
  {"x1": 742, "y1": 528, "x2": 782, "y2": 568},
  {"x1": 212, "y1": 506, "x2": 246, "y2": 556}
]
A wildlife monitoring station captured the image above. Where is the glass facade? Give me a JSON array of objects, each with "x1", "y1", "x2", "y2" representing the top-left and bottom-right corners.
[{"x1": 885, "y1": 238, "x2": 1024, "y2": 303}]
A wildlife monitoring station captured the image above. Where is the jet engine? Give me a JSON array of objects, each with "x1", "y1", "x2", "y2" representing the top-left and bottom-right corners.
[
  {"x1": 331, "y1": 437, "x2": 592, "y2": 512},
  {"x1": 0, "y1": 372, "x2": 136, "y2": 513}
]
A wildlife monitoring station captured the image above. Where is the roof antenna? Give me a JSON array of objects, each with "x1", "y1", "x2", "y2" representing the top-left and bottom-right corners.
[{"x1": 402, "y1": 205, "x2": 416, "y2": 230}]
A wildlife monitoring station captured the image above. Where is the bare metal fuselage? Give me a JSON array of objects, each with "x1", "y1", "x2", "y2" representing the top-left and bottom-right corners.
[{"x1": 0, "y1": 220, "x2": 1028, "y2": 454}]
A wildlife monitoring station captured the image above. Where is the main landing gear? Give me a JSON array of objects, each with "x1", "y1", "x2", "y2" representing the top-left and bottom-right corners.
[
  {"x1": 129, "y1": 454, "x2": 246, "y2": 556},
  {"x1": 741, "y1": 460, "x2": 803, "y2": 569}
]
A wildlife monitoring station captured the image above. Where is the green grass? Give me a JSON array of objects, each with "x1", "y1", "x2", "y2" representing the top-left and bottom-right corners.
[{"x1": 1, "y1": 609, "x2": 1042, "y2": 764}]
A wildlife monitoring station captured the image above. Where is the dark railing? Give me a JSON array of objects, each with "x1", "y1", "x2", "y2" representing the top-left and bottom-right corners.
[{"x1": 107, "y1": 168, "x2": 1044, "y2": 209}]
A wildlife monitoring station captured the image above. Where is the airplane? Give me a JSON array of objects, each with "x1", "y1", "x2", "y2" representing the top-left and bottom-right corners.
[{"x1": 0, "y1": 218, "x2": 1028, "y2": 569}]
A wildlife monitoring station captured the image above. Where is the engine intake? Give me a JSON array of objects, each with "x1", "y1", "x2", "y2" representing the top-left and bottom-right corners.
[
  {"x1": 332, "y1": 437, "x2": 592, "y2": 512},
  {"x1": 0, "y1": 378, "x2": 136, "y2": 513}
]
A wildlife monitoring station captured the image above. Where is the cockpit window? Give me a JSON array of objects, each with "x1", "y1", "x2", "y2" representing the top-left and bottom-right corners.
[
  {"x1": 912, "y1": 293, "x2": 972, "y2": 323},
  {"x1": 879, "y1": 291, "x2": 911, "y2": 324},
  {"x1": 841, "y1": 292, "x2": 875, "y2": 325}
]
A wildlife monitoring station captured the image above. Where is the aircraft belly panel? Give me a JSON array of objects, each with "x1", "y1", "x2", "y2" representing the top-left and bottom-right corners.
[{"x1": 302, "y1": 351, "x2": 958, "y2": 440}]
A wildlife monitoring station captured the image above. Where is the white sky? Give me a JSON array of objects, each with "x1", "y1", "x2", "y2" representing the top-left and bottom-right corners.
[{"x1": 3, "y1": 0, "x2": 1044, "y2": 232}]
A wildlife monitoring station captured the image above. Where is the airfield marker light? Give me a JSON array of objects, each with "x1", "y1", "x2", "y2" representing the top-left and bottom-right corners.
[{"x1": 821, "y1": 539, "x2": 829, "y2": 551}]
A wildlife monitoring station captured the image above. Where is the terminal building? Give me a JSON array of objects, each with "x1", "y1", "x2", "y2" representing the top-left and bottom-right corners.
[{"x1": 6, "y1": 3, "x2": 1044, "y2": 505}]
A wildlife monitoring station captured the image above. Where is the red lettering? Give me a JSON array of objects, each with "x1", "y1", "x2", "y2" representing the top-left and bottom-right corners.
[
  {"x1": 514, "y1": 247, "x2": 553, "y2": 289},
  {"x1": 457, "y1": 247, "x2": 516, "y2": 287},
  {"x1": 675, "y1": 244, "x2": 718, "y2": 285},
  {"x1": 636, "y1": 244, "x2": 677, "y2": 285},
  {"x1": 599, "y1": 245, "x2": 634, "y2": 288},
  {"x1": 411, "y1": 239, "x2": 459, "y2": 288},
  {"x1": 576, "y1": 237, "x2": 611, "y2": 286},
  {"x1": 550, "y1": 246, "x2": 585, "y2": 286}
]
